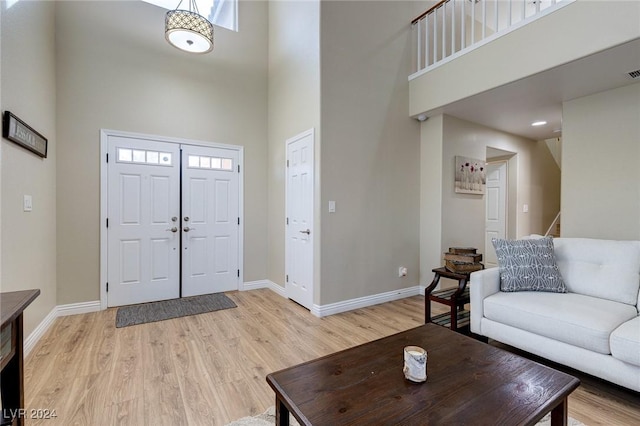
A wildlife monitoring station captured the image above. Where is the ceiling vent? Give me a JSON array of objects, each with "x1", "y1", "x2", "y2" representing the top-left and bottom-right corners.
[{"x1": 628, "y1": 69, "x2": 640, "y2": 79}]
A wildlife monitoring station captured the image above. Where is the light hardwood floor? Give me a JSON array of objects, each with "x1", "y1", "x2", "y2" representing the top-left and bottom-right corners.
[{"x1": 23, "y1": 289, "x2": 639, "y2": 425}]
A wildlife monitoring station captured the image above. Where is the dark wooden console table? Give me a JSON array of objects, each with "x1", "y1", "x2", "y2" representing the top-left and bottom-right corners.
[{"x1": 1, "y1": 289, "x2": 40, "y2": 426}]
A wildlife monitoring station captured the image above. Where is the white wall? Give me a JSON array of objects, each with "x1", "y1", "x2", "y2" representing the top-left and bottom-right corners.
[
  {"x1": 54, "y1": 1, "x2": 268, "y2": 304},
  {"x1": 410, "y1": 0, "x2": 640, "y2": 115},
  {"x1": 267, "y1": 1, "x2": 321, "y2": 295},
  {"x1": 320, "y1": 1, "x2": 422, "y2": 304},
  {"x1": 1, "y1": 0, "x2": 57, "y2": 337},
  {"x1": 562, "y1": 83, "x2": 640, "y2": 239}
]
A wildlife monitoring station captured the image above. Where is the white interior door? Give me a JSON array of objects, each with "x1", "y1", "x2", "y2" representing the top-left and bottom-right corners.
[
  {"x1": 285, "y1": 129, "x2": 314, "y2": 310},
  {"x1": 182, "y1": 145, "x2": 240, "y2": 296},
  {"x1": 485, "y1": 161, "x2": 507, "y2": 268},
  {"x1": 107, "y1": 136, "x2": 181, "y2": 307}
]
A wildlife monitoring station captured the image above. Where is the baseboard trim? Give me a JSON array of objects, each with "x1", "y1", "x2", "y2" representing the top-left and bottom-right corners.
[
  {"x1": 266, "y1": 280, "x2": 287, "y2": 298},
  {"x1": 240, "y1": 280, "x2": 287, "y2": 298},
  {"x1": 24, "y1": 300, "x2": 101, "y2": 357},
  {"x1": 311, "y1": 286, "x2": 421, "y2": 318},
  {"x1": 241, "y1": 280, "x2": 287, "y2": 298},
  {"x1": 246, "y1": 281, "x2": 420, "y2": 317},
  {"x1": 241, "y1": 280, "x2": 270, "y2": 291},
  {"x1": 57, "y1": 300, "x2": 102, "y2": 317},
  {"x1": 24, "y1": 306, "x2": 57, "y2": 357}
]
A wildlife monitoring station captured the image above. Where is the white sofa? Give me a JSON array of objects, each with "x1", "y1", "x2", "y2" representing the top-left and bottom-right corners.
[{"x1": 470, "y1": 238, "x2": 640, "y2": 392}]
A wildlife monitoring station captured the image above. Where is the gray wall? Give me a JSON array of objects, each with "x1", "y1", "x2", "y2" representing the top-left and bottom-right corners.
[
  {"x1": 420, "y1": 115, "x2": 561, "y2": 286},
  {"x1": 419, "y1": 115, "x2": 444, "y2": 286},
  {"x1": 55, "y1": 1, "x2": 269, "y2": 304},
  {"x1": 1, "y1": 0, "x2": 57, "y2": 336},
  {"x1": 267, "y1": 1, "x2": 321, "y2": 294},
  {"x1": 562, "y1": 83, "x2": 640, "y2": 239},
  {"x1": 441, "y1": 115, "x2": 560, "y2": 251},
  {"x1": 320, "y1": 1, "x2": 422, "y2": 304}
]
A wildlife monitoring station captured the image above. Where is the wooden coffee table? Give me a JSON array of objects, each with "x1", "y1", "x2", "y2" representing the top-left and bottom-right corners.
[{"x1": 266, "y1": 324, "x2": 579, "y2": 425}]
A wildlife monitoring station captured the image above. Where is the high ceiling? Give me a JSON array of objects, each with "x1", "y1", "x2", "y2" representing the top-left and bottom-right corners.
[
  {"x1": 52, "y1": 1, "x2": 640, "y2": 143},
  {"x1": 424, "y1": 38, "x2": 640, "y2": 141}
]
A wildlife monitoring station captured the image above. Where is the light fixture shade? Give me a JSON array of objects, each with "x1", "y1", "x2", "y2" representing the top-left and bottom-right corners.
[{"x1": 165, "y1": 9, "x2": 213, "y2": 54}]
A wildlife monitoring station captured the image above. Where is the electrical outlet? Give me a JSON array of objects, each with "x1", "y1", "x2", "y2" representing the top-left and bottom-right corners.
[{"x1": 398, "y1": 266, "x2": 408, "y2": 277}]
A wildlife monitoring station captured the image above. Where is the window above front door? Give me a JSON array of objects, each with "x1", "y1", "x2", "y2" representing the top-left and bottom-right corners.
[{"x1": 142, "y1": 0, "x2": 238, "y2": 32}]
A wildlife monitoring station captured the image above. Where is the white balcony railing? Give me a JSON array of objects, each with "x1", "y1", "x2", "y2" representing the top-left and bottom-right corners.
[{"x1": 410, "y1": 0, "x2": 574, "y2": 80}]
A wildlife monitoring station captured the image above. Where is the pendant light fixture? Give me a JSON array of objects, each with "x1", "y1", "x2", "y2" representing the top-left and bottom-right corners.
[{"x1": 165, "y1": 0, "x2": 214, "y2": 54}]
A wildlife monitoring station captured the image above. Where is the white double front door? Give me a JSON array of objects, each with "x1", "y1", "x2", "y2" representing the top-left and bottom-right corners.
[{"x1": 106, "y1": 134, "x2": 239, "y2": 307}]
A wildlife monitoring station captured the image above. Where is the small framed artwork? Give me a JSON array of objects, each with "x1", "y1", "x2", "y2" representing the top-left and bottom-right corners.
[
  {"x1": 455, "y1": 155, "x2": 486, "y2": 195},
  {"x1": 2, "y1": 111, "x2": 48, "y2": 158}
]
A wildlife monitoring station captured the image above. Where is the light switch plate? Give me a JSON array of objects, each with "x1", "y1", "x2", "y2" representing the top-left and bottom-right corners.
[
  {"x1": 328, "y1": 201, "x2": 336, "y2": 213},
  {"x1": 24, "y1": 195, "x2": 33, "y2": 212}
]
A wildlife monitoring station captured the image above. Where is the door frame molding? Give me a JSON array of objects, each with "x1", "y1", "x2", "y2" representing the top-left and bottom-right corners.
[
  {"x1": 99, "y1": 129, "x2": 244, "y2": 310},
  {"x1": 284, "y1": 128, "x2": 315, "y2": 309}
]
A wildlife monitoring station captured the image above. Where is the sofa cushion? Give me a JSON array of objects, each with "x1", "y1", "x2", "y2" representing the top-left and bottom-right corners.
[
  {"x1": 483, "y1": 292, "x2": 638, "y2": 354},
  {"x1": 492, "y1": 237, "x2": 566, "y2": 293},
  {"x1": 611, "y1": 316, "x2": 640, "y2": 367},
  {"x1": 553, "y1": 238, "x2": 640, "y2": 306}
]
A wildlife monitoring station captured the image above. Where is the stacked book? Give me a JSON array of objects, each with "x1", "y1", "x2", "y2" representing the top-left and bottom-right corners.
[{"x1": 444, "y1": 247, "x2": 484, "y2": 274}]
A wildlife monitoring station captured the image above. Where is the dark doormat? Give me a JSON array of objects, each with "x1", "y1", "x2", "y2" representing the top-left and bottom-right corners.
[{"x1": 115, "y1": 293, "x2": 237, "y2": 328}]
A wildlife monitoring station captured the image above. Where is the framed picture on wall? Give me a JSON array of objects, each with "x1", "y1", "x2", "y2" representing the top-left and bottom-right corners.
[
  {"x1": 455, "y1": 156, "x2": 486, "y2": 195},
  {"x1": 2, "y1": 111, "x2": 48, "y2": 158}
]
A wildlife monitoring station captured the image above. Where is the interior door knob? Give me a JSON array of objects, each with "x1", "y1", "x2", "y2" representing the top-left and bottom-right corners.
[
  {"x1": 184, "y1": 226, "x2": 195, "y2": 232},
  {"x1": 166, "y1": 227, "x2": 178, "y2": 233},
  {"x1": 299, "y1": 229, "x2": 311, "y2": 235}
]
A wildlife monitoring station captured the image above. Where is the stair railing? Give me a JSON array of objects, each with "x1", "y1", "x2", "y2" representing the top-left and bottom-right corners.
[
  {"x1": 410, "y1": 0, "x2": 574, "y2": 80},
  {"x1": 545, "y1": 211, "x2": 561, "y2": 237}
]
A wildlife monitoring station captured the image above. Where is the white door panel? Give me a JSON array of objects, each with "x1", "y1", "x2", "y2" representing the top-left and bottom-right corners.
[
  {"x1": 182, "y1": 145, "x2": 239, "y2": 296},
  {"x1": 485, "y1": 161, "x2": 507, "y2": 268},
  {"x1": 286, "y1": 130, "x2": 314, "y2": 310},
  {"x1": 107, "y1": 137, "x2": 181, "y2": 307}
]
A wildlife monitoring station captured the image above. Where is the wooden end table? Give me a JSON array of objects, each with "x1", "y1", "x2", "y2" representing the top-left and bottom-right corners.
[
  {"x1": 424, "y1": 267, "x2": 472, "y2": 332},
  {"x1": 267, "y1": 324, "x2": 579, "y2": 426}
]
